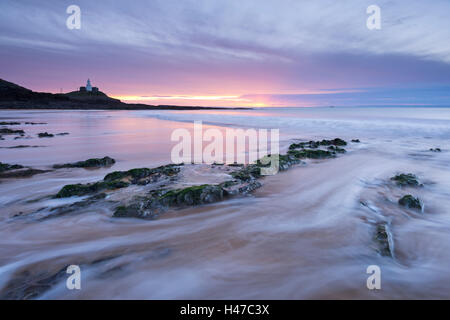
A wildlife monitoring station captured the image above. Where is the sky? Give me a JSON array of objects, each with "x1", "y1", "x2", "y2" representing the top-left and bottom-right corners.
[{"x1": 1, "y1": 0, "x2": 450, "y2": 107}]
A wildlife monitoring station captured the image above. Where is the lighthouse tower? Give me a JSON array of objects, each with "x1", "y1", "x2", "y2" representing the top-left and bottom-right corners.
[{"x1": 86, "y1": 79, "x2": 92, "y2": 92}]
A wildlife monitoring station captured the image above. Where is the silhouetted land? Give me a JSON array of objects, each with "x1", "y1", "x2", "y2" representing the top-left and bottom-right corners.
[{"x1": 0, "y1": 79, "x2": 249, "y2": 110}]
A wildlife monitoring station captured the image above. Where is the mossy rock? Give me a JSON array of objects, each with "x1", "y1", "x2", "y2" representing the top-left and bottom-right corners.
[
  {"x1": 53, "y1": 156, "x2": 115, "y2": 169},
  {"x1": 391, "y1": 173, "x2": 420, "y2": 187},
  {"x1": 104, "y1": 164, "x2": 180, "y2": 182},
  {"x1": 287, "y1": 149, "x2": 335, "y2": 159},
  {"x1": 0, "y1": 162, "x2": 24, "y2": 173},
  {"x1": 0, "y1": 168, "x2": 49, "y2": 178},
  {"x1": 319, "y1": 138, "x2": 347, "y2": 146},
  {"x1": 256, "y1": 154, "x2": 300, "y2": 171},
  {"x1": 55, "y1": 180, "x2": 129, "y2": 198},
  {"x1": 327, "y1": 146, "x2": 346, "y2": 153},
  {"x1": 398, "y1": 195, "x2": 423, "y2": 211},
  {"x1": 289, "y1": 141, "x2": 319, "y2": 150},
  {"x1": 230, "y1": 164, "x2": 261, "y2": 181},
  {"x1": 159, "y1": 184, "x2": 224, "y2": 206}
]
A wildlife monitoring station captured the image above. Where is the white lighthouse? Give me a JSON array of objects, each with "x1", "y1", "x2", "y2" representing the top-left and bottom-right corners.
[
  {"x1": 79, "y1": 79, "x2": 99, "y2": 93},
  {"x1": 86, "y1": 79, "x2": 92, "y2": 92}
]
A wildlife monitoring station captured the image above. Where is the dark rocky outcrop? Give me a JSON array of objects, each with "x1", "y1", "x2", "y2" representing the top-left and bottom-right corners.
[
  {"x1": 374, "y1": 223, "x2": 393, "y2": 257},
  {"x1": 0, "y1": 162, "x2": 49, "y2": 178},
  {"x1": 0, "y1": 121, "x2": 20, "y2": 125},
  {"x1": 288, "y1": 148, "x2": 336, "y2": 159},
  {"x1": 0, "y1": 145, "x2": 43, "y2": 149},
  {"x1": 0, "y1": 128, "x2": 24, "y2": 135},
  {"x1": 53, "y1": 156, "x2": 115, "y2": 169},
  {"x1": 398, "y1": 195, "x2": 423, "y2": 211},
  {"x1": 391, "y1": 173, "x2": 421, "y2": 187},
  {"x1": 37, "y1": 132, "x2": 54, "y2": 138},
  {"x1": 55, "y1": 180, "x2": 130, "y2": 198},
  {"x1": 0, "y1": 162, "x2": 24, "y2": 172},
  {"x1": 25, "y1": 122, "x2": 47, "y2": 125},
  {"x1": 0, "y1": 168, "x2": 50, "y2": 179},
  {"x1": 55, "y1": 164, "x2": 182, "y2": 198}
]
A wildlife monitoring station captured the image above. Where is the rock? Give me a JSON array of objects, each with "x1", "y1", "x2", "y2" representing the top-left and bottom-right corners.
[
  {"x1": 104, "y1": 164, "x2": 180, "y2": 184},
  {"x1": 374, "y1": 223, "x2": 393, "y2": 257},
  {"x1": 37, "y1": 132, "x2": 54, "y2": 138},
  {"x1": 351, "y1": 139, "x2": 360, "y2": 143},
  {"x1": 159, "y1": 184, "x2": 225, "y2": 206},
  {"x1": 114, "y1": 184, "x2": 227, "y2": 219},
  {"x1": 0, "y1": 128, "x2": 25, "y2": 135},
  {"x1": 0, "y1": 265, "x2": 68, "y2": 300},
  {"x1": 0, "y1": 168, "x2": 50, "y2": 178},
  {"x1": 238, "y1": 180, "x2": 262, "y2": 194},
  {"x1": 289, "y1": 141, "x2": 319, "y2": 149},
  {"x1": 56, "y1": 132, "x2": 69, "y2": 136},
  {"x1": 230, "y1": 164, "x2": 261, "y2": 181},
  {"x1": 430, "y1": 148, "x2": 441, "y2": 152},
  {"x1": 55, "y1": 180, "x2": 129, "y2": 198},
  {"x1": 55, "y1": 164, "x2": 181, "y2": 198},
  {"x1": 0, "y1": 162, "x2": 24, "y2": 172},
  {"x1": 227, "y1": 162, "x2": 244, "y2": 167},
  {"x1": 327, "y1": 145, "x2": 346, "y2": 153},
  {"x1": 398, "y1": 195, "x2": 423, "y2": 211},
  {"x1": 0, "y1": 121, "x2": 20, "y2": 125},
  {"x1": 0, "y1": 145, "x2": 43, "y2": 149},
  {"x1": 53, "y1": 156, "x2": 115, "y2": 169},
  {"x1": 319, "y1": 138, "x2": 347, "y2": 146},
  {"x1": 391, "y1": 173, "x2": 420, "y2": 187},
  {"x1": 287, "y1": 148, "x2": 336, "y2": 159},
  {"x1": 25, "y1": 122, "x2": 47, "y2": 125},
  {"x1": 257, "y1": 154, "x2": 301, "y2": 171}
]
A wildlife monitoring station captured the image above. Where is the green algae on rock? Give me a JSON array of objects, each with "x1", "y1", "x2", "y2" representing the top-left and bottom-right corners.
[
  {"x1": 0, "y1": 162, "x2": 24, "y2": 172},
  {"x1": 55, "y1": 164, "x2": 183, "y2": 198},
  {"x1": 104, "y1": 164, "x2": 181, "y2": 183},
  {"x1": 398, "y1": 195, "x2": 423, "y2": 211},
  {"x1": 53, "y1": 156, "x2": 115, "y2": 169},
  {"x1": 55, "y1": 180, "x2": 129, "y2": 198},
  {"x1": 391, "y1": 173, "x2": 420, "y2": 187},
  {"x1": 288, "y1": 148, "x2": 336, "y2": 159}
]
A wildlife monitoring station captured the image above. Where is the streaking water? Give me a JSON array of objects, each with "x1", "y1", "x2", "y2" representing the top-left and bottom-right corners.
[{"x1": 0, "y1": 107, "x2": 449, "y2": 299}]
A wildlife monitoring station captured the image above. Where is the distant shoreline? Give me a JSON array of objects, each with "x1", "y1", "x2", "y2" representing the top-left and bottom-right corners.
[
  {"x1": 0, "y1": 105, "x2": 251, "y2": 111},
  {"x1": 0, "y1": 79, "x2": 252, "y2": 111}
]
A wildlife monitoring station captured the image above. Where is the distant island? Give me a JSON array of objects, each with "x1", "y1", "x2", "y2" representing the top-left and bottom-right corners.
[{"x1": 0, "y1": 79, "x2": 249, "y2": 110}]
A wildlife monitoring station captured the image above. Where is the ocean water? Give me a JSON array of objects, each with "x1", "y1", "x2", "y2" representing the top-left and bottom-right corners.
[{"x1": 0, "y1": 107, "x2": 450, "y2": 299}]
